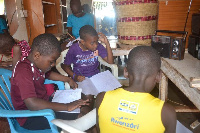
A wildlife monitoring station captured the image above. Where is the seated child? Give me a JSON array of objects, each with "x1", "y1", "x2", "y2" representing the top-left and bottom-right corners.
[
  {"x1": 11, "y1": 33, "x2": 89, "y2": 130},
  {"x1": 96, "y1": 46, "x2": 177, "y2": 133},
  {"x1": 0, "y1": 34, "x2": 30, "y2": 70},
  {"x1": 61, "y1": 25, "x2": 113, "y2": 82},
  {"x1": 61, "y1": 25, "x2": 113, "y2": 110},
  {"x1": 0, "y1": 34, "x2": 55, "y2": 96}
]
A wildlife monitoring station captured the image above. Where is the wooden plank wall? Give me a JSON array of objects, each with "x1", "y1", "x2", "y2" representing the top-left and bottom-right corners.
[
  {"x1": 23, "y1": 0, "x2": 45, "y2": 45},
  {"x1": 158, "y1": 0, "x2": 200, "y2": 48}
]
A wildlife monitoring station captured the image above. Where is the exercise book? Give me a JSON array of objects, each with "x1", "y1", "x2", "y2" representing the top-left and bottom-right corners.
[
  {"x1": 77, "y1": 70, "x2": 122, "y2": 96},
  {"x1": 52, "y1": 89, "x2": 82, "y2": 113}
]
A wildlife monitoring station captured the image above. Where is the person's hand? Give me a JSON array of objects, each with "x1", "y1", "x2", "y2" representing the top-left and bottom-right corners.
[
  {"x1": 68, "y1": 78, "x2": 78, "y2": 89},
  {"x1": 69, "y1": 36, "x2": 76, "y2": 41},
  {"x1": 66, "y1": 99, "x2": 90, "y2": 111},
  {"x1": 98, "y1": 32, "x2": 109, "y2": 44},
  {"x1": 76, "y1": 75, "x2": 85, "y2": 82},
  {"x1": 0, "y1": 61, "x2": 12, "y2": 67}
]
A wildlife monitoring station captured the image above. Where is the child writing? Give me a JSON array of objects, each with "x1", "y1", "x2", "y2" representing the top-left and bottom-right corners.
[
  {"x1": 0, "y1": 34, "x2": 31, "y2": 70},
  {"x1": 61, "y1": 25, "x2": 114, "y2": 82},
  {"x1": 61, "y1": 25, "x2": 113, "y2": 131},
  {"x1": 96, "y1": 46, "x2": 177, "y2": 133},
  {"x1": 67, "y1": 0, "x2": 94, "y2": 39},
  {"x1": 11, "y1": 33, "x2": 89, "y2": 130}
]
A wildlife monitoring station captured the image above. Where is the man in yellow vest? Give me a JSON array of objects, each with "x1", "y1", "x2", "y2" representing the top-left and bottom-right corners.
[{"x1": 96, "y1": 46, "x2": 177, "y2": 133}]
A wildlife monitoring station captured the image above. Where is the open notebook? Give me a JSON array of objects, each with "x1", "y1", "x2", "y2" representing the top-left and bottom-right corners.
[
  {"x1": 77, "y1": 70, "x2": 122, "y2": 96},
  {"x1": 52, "y1": 89, "x2": 82, "y2": 113}
]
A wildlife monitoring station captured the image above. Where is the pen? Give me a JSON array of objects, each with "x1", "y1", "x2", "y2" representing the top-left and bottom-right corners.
[{"x1": 77, "y1": 69, "x2": 83, "y2": 76}]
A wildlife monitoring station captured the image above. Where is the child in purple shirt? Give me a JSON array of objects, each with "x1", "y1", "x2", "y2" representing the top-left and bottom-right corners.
[
  {"x1": 61, "y1": 26, "x2": 113, "y2": 131},
  {"x1": 62, "y1": 25, "x2": 114, "y2": 82}
]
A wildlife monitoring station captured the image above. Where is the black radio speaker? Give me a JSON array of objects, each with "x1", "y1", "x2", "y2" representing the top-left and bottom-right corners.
[
  {"x1": 151, "y1": 30, "x2": 187, "y2": 60},
  {"x1": 169, "y1": 37, "x2": 186, "y2": 60},
  {"x1": 151, "y1": 35, "x2": 171, "y2": 58},
  {"x1": 191, "y1": 13, "x2": 200, "y2": 36},
  {"x1": 188, "y1": 34, "x2": 200, "y2": 59}
]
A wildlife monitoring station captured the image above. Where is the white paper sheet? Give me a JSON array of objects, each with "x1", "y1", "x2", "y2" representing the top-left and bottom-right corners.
[
  {"x1": 77, "y1": 70, "x2": 122, "y2": 96},
  {"x1": 52, "y1": 89, "x2": 82, "y2": 113}
]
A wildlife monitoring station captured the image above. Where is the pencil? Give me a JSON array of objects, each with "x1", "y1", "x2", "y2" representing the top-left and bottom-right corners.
[{"x1": 66, "y1": 32, "x2": 74, "y2": 39}]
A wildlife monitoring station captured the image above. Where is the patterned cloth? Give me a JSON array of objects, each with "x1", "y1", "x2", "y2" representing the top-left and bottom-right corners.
[{"x1": 11, "y1": 40, "x2": 31, "y2": 59}]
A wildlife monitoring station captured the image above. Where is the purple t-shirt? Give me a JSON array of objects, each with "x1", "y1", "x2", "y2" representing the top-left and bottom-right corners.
[{"x1": 64, "y1": 42, "x2": 107, "y2": 77}]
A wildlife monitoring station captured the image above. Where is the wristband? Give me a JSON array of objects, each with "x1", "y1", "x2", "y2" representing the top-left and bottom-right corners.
[{"x1": 72, "y1": 73, "x2": 76, "y2": 80}]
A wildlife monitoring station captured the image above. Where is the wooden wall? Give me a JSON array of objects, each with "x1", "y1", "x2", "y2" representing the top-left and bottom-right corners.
[
  {"x1": 23, "y1": 0, "x2": 45, "y2": 45},
  {"x1": 158, "y1": 0, "x2": 200, "y2": 48}
]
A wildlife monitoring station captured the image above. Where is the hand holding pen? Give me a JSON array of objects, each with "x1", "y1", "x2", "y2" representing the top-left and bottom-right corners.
[{"x1": 73, "y1": 69, "x2": 85, "y2": 82}]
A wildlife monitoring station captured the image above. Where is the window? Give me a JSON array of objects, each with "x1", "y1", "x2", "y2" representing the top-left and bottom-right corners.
[
  {"x1": 93, "y1": 0, "x2": 117, "y2": 39},
  {"x1": 0, "y1": 0, "x2": 4, "y2": 15}
]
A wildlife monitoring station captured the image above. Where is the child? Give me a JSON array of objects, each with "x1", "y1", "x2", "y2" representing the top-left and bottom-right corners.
[
  {"x1": 67, "y1": 0, "x2": 94, "y2": 39},
  {"x1": 0, "y1": 34, "x2": 55, "y2": 96},
  {"x1": 0, "y1": 34, "x2": 31, "y2": 70},
  {"x1": 11, "y1": 33, "x2": 89, "y2": 130},
  {"x1": 61, "y1": 25, "x2": 113, "y2": 132},
  {"x1": 96, "y1": 46, "x2": 177, "y2": 133},
  {"x1": 61, "y1": 25, "x2": 113, "y2": 82}
]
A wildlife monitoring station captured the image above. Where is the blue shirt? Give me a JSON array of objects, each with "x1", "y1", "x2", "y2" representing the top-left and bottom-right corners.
[
  {"x1": 67, "y1": 13, "x2": 94, "y2": 38},
  {"x1": 0, "y1": 18, "x2": 8, "y2": 34}
]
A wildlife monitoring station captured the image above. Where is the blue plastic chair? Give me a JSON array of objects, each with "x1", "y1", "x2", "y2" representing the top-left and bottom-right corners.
[{"x1": 0, "y1": 68, "x2": 65, "y2": 133}]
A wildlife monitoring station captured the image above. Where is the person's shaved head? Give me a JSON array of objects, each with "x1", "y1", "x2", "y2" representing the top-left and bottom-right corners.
[{"x1": 127, "y1": 46, "x2": 161, "y2": 77}]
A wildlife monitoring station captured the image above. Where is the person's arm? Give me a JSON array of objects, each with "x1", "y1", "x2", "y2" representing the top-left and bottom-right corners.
[
  {"x1": 61, "y1": 63, "x2": 85, "y2": 82},
  {"x1": 96, "y1": 92, "x2": 106, "y2": 133},
  {"x1": 98, "y1": 32, "x2": 113, "y2": 64},
  {"x1": 47, "y1": 71, "x2": 77, "y2": 89},
  {"x1": 0, "y1": 61, "x2": 12, "y2": 70},
  {"x1": 161, "y1": 103, "x2": 177, "y2": 133},
  {"x1": 24, "y1": 97, "x2": 89, "y2": 112},
  {"x1": 67, "y1": 27, "x2": 75, "y2": 40},
  {"x1": 12, "y1": 45, "x2": 22, "y2": 69},
  {"x1": 2, "y1": 29, "x2": 9, "y2": 35}
]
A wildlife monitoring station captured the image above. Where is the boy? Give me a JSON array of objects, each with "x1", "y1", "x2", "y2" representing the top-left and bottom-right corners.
[
  {"x1": 11, "y1": 33, "x2": 89, "y2": 130},
  {"x1": 61, "y1": 25, "x2": 113, "y2": 82},
  {"x1": 67, "y1": 0, "x2": 94, "y2": 39},
  {"x1": 96, "y1": 46, "x2": 177, "y2": 133}
]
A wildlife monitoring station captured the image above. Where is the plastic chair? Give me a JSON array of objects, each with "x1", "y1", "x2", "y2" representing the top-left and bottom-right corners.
[
  {"x1": 56, "y1": 48, "x2": 119, "y2": 89},
  {"x1": 0, "y1": 68, "x2": 65, "y2": 133},
  {"x1": 52, "y1": 108, "x2": 96, "y2": 133}
]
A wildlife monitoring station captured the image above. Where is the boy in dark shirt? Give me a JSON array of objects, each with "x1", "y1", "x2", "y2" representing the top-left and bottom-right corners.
[{"x1": 11, "y1": 33, "x2": 89, "y2": 130}]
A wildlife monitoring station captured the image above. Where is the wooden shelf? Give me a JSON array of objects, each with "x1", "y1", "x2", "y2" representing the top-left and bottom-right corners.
[
  {"x1": 42, "y1": 1, "x2": 55, "y2": 5},
  {"x1": 45, "y1": 24, "x2": 56, "y2": 28}
]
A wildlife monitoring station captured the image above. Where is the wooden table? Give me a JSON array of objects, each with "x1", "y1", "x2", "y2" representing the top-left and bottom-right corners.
[
  {"x1": 111, "y1": 46, "x2": 200, "y2": 112},
  {"x1": 160, "y1": 53, "x2": 200, "y2": 111}
]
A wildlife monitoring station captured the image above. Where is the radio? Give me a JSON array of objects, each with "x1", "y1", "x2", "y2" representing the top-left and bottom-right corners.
[
  {"x1": 151, "y1": 30, "x2": 187, "y2": 60},
  {"x1": 188, "y1": 34, "x2": 200, "y2": 60}
]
